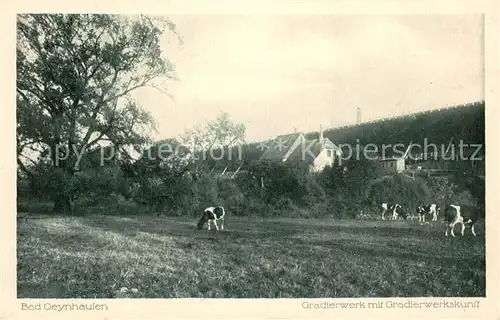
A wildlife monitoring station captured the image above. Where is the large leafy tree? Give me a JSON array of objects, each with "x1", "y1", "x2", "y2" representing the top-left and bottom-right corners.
[
  {"x1": 179, "y1": 112, "x2": 246, "y2": 173},
  {"x1": 180, "y1": 112, "x2": 246, "y2": 152},
  {"x1": 17, "y1": 14, "x2": 179, "y2": 213}
]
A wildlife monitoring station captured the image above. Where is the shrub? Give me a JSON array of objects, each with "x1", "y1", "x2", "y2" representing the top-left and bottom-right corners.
[
  {"x1": 238, "y1": 196, "x2": 269, "y2": 216},
  {"x1": 17, "y1": 197, "x2": 53, "y2": 214},
  {"x1": 247, "y1": 160, "x2": 310, "y2": 204},
  {"x1": 19, "y1": 144, "x2": 485, "y2": 219},
  {"x1": 308, "y1": 200, "x2": 337, "y2": 218},
  {"x1": 366, "y1": 174, "x2": 432, "y2": 212},
  {"x1": 272, "y1": 197, "x2": 296, "y2": 215}
]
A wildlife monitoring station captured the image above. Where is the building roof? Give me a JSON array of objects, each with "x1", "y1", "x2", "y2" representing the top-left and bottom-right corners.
[
  {"x1": 285, "y1": 139, "x2": 321, "y2": 163},
  {"x1": 259, "y1": 132, "x2": 304, "y2": 161},
  {"x1": 321, "y1": 138, "x2": 342, "y2": 152}
]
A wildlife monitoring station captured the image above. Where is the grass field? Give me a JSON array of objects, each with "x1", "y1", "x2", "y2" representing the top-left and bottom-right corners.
[{"x1": 17, "y1": 214, "x2": 485, "y2": 298}]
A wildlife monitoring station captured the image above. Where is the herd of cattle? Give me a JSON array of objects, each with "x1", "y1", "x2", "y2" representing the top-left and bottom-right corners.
[
  {"x1": 381, "y1": 202, "x2": 482, "y2": 237},
  {"x1": 195, "y1": 204, "x2": 483, "y2": 238}
]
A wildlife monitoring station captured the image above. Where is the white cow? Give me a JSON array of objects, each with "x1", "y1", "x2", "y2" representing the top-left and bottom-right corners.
[{"x1": 443, "y1": 204, "x2": 480, "y2": 237}]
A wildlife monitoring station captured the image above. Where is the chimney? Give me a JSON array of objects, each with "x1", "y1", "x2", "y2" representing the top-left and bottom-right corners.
[
  {"x1": 319, "y1": 124, "x2": 324, "y2": 142},
  {"x1": 356, "y1": 107, "x2": 361, "y2": 124}
]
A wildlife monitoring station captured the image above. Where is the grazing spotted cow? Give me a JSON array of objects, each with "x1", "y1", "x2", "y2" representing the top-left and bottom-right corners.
[
  {"x1": 416, "y1": 204, "x2": 440, "y2": 223},
  {"x1": 382, "y1": 203, "x2": 406, "y2": 220},
  {"x1": 196, "y1": 206, "x2": 226, "y2": 231},
  {"x1": 429, "y1": 204, "x2": 440, "y2": 221},
  {"x1": 416, "y1": 205, "x2": 428, "y2": 222},
  {"x1": 443, "y1": 204, "x2": 480, "y2": 237},
  {"x1": 381, "y1": 203, "x2": 388, "y2": 220},
  {"x1": 390, "y1": 204, "x2": 407, "y2": 220},
  {"x1": 381, "y1": 203, "x2": 392, "y2": 220}
]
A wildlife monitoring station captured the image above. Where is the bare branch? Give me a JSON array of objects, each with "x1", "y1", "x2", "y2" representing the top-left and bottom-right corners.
[{"x1": 102, "y1": 72, "x2": 160, "y2": 105}]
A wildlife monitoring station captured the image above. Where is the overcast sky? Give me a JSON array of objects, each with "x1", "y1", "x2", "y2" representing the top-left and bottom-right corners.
[{"x1": 131, "y1": 14, "x2": 484, "y2": 143}]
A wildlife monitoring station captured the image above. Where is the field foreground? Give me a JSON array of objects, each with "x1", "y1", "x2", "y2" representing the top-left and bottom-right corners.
[{"x1": 17, "y1": 214, "x2": 485, "y2": 298}]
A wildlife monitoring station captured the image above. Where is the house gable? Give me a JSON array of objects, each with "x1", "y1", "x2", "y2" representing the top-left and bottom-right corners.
[
  {"x1": 285, "y1": 137, "x2": 342, "y2": 169},
  {"x1": 311, "y1": 148, "x2": 337, "y2": 172},
  {"x1": 320, "y1": 138, "x2": 343, "y2": 157}
]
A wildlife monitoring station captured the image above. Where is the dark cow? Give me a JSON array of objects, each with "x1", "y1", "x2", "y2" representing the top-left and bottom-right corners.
[
  {"x1": 443, "y1": 204, "x2": 480, "y2": 237},
  {"x1": 196, "y1": 206, "x2": 226, "y2": 231},
  {"x1": 416, "y1": 204, "x2": 440, "y2": 223}
]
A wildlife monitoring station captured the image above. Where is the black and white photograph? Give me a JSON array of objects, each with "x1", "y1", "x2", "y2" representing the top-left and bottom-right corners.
[{"x1": 14, "y1": 11, "x2": 487, "y2": 302}]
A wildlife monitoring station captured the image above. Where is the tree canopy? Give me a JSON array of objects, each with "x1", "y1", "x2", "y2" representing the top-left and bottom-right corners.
[{"x1": 17, "y1": 14, "x2": 180, "y2": 213}]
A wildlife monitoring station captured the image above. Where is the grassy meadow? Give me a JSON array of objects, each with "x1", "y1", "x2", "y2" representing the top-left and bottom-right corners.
[{"x1": 17, "y1": 214, "x2": 485, "y2": 298}]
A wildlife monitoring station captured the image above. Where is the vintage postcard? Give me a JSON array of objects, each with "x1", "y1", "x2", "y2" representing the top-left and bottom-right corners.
[{"x1": 1, "y1": 0, "x2": 499, "y2": 319}]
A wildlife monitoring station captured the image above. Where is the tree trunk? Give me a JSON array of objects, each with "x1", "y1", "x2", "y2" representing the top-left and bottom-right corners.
[{"x1": 53, "y1": 194, "x2": 72, "y2": 215}]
